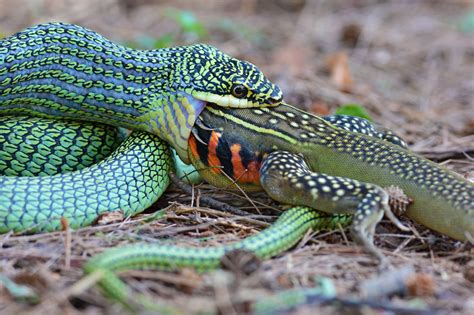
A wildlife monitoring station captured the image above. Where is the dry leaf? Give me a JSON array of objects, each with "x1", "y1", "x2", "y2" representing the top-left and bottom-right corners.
[
  {"x1": 60, "y1": 217, "x2": 69, "y2": 230},
  {"x1": 406, "y1": 273, "x2": 436, "y2": 297},
  {"x1": 178, "y1": 268, "x2": 202, "y2": 293},
  {"x1": 309, "y1": 101, "x2": 331, "y2": 116},
  {"x1": 272, "y1": 41, "x2": 313, "y2": 77},
  {"x1": 340, "y1": 23, "x2": 362, "y2": 47},
  {"x1": 95, "y1": 211, "x2": 124, "y2": 225},
  {"x1": 325, "y1": 51, "x2": 354, "y2": 93},
  {"x1": 385, "y1": 185, "x2": 413, "y2": 217}
]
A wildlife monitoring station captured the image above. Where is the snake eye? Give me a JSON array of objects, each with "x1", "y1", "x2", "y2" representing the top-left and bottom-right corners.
[{"x1": 231, "y1": 84, "x2": 248, "y2": 98}]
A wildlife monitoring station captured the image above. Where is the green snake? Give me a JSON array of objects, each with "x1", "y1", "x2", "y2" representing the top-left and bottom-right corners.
[
  {"x1": 1, "y1": 23, "x2": 473, "y2": 311},
  {"x1": 0, "y1": 22, "x2": 282, "y2": 161},
  {"x1": 0, "y1": 21, "x2": 282, "y2": 232},
  {"x1": 0, "y1": 23, "x2": 332, "y2": 309}
]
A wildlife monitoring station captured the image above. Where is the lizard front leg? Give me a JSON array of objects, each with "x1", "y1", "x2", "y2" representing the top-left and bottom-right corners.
[{"x1": 259, "y1": 151, "x2": 408, "y2": 260}]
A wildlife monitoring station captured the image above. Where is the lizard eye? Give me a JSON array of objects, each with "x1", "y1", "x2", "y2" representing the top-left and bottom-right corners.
[{"x1": 231, "y1": 84, "x2": 248, "y2": 98}]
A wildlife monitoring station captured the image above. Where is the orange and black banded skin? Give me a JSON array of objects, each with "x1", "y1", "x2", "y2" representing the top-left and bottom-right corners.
[
  {"x1": 188, "y1": 102, "x2": 473, "y2": 243},
  {"x1": 188, "y1": 125, "x2": 263, "y2": 191}
]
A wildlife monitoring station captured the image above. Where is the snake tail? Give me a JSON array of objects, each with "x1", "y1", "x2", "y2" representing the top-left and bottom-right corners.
[{"x1": 83, "y1": 207, "x2": 352, "y2": 308}]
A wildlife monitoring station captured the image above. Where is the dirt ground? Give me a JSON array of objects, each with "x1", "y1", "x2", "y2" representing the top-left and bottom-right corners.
[{"x1": 0, "y1": 0, "x2": 473, "y2": 314}]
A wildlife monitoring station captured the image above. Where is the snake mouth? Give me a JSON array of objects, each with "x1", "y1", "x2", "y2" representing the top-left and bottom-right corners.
[
  {"x1": 268, "y1": 95, "x2": 283, "y2": 105},
  {"x1": 192, "y1": 90, "x2": 282, "y2": 108}
]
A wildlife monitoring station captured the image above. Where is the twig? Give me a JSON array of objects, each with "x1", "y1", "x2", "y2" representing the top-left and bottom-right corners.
[
  {"x1": 170, "y1": 172, "x2": 249, "y2": 216},
  {"x1": 60, "y1": 218, "x2": 72, "y2": 270}
]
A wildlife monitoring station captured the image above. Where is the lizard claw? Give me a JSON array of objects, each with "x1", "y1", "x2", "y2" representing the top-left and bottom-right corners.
[{"x1": 382, "y1": 198, "x2": 410, "y2": 231}]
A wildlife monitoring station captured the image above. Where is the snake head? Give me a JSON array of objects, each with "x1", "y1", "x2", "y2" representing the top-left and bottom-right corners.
[{"x1": 181, "y1": 44, "x2": 283, "y2": 108}]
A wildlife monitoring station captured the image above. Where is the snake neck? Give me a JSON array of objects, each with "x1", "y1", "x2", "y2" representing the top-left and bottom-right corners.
[{"x1": 139, "y1": 93, "x2": 207, "y2": 162}]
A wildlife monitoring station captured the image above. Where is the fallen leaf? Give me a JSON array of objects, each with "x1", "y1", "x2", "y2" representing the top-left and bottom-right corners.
[
  {"x1": 340, "y1": 23, "x2": 362, "y2": 47},
  {"x1": 325, "y1": 51, "x2": 354, "y2": 93},
  {"x1": 406, "y1": 273, "x2": 436, "y2": 297},
  {"x1": 95, "y1": 211, "x2": 125, "y2": 225},
  {"x1": 272, "y1": 41, "x2": 313, "y2": 77},
  {"x1": 309, "y1": 101, "x2": 331, "y2": 116}
]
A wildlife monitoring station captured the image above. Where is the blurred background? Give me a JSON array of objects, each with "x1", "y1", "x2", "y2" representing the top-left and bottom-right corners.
[{"x1": 1, "y1": 0, "x2": 473, "y2": 152}]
